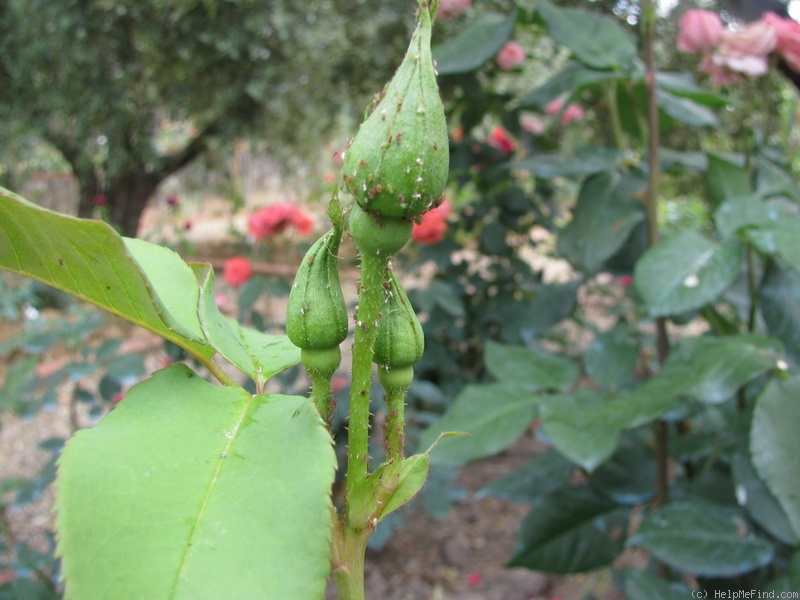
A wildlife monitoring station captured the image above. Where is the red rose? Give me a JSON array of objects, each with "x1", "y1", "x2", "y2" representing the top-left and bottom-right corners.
[
  {"x1": 223, "y1": 256, "x2": 254, "y2": 287},
  {"x1": 412, "y1": 200, "x2": 452, "y2": 245},
  {"x1": 248, "y1": 202, "x2": 314, "y2": 239},
  {"x1": 487, "y1": 126, "x2": 516, "y2": 154}
]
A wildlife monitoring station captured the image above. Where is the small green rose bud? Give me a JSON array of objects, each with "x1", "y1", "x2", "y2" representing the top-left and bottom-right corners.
[
  {"x1": 374, "y1": 270, "x2": 424, "y2": 369},
  {"x1": 341, "y1": 2, "x2": 448, "y2": 219},
  {"x1": 286, "y1": 228, "x2": 348, "y2": 350}
]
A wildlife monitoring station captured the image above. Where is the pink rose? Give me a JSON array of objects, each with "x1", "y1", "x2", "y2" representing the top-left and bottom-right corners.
[
  {"x1": 677, "y1": 9, "x2": 723, "y2": 53},
  {"x1": 520, "y1": 113, "x2": 546, "y2": 135},
  {"x1": 437, "y1": 0, "x2": 470, "y2": 20},
  {"x1": 412, "y1": 199, "x2": 452, "y2": 245},
  {"x1": 496, "y1": 41, "x2": 526, "y2": 71},
  {"x1": 487, "y1": 126, "x2": 516, "y2": 153},
  {"x1": 763, "y1": 13, "x2": 800, "y2": 73},
  {"x1": 714, "y1": 19, "x2": 776, "y2": 77},
  {"x1": 545, "y1": 99, "x2": 584, "y2": 124},
  {"x1": 248, "y1": 202, "x2": 313, "y2": 239},
  {"x1": 223, "y1": 256, "x2": 254, "y2": 287}
]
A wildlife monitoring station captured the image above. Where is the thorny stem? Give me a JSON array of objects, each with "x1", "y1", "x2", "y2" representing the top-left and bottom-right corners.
[
  {"x1": 383, "y1": 379, "x2": 410, "y2": 465},
  {"x1": 308, "y1": 367, "x2": 336, "y2": 428},
  {"x1": 347, "y1": 251, "x2": 389, "y2": 487},
  {"x1": 332, "y1": 250, "x2": 390, "y2": 600}
]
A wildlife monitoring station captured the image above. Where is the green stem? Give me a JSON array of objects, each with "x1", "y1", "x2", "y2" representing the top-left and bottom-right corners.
[
  {"x1": 347, "y1": 251, "x2": 389, "y2": 488},
  {"x1": 383, "y1": 378, "x2": 410, "y2": 464},
  {"x1": 198, "y1": 355, "x2": 239, "y2": 387},
  {"x1": 331, "y1": 523, "x2": 369, "y2": 600}
]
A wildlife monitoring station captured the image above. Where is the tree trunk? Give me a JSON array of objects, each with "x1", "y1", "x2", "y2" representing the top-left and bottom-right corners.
[{"x1": 108, "y1": 172, "x2": 161, "y2": 238}]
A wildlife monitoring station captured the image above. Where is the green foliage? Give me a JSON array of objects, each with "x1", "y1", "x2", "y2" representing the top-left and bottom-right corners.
[
  {"x1": 409, "y1": 0, "x2": 800, "y2": 594},
  {"x1": 57, "y1": 365, "x2": 335, "y2": 600}
]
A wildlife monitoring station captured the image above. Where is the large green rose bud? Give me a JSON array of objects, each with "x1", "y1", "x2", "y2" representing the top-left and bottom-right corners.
[
  {"x1": 341, "y1": 1, "x2": 448, "y2": 219},
  {"x1": 286, "y1": 228, "x2": 348, "y2": 352}
]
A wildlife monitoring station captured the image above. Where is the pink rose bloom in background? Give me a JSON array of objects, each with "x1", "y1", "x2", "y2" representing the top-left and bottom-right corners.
[
  {"x1": 763, "y1": 12, "x2": 800, "y2": 72},
  {"x1": 520, "y1": 113, "x2": 546, "y2": 135},
  {"x1": 487, "y1": 126, "x2": 517, "y2": 153},
  {"x1": 223, "y1": 256, "x2": 253, "y2": 287},
  {"x1": 677, "y1": 9, "x2": 723, "y2": 53},
  {"x1": 545, "y1": 99, "x2": 584, "y2": 124},
  {"x1": 714, "y1": 19, "x2": 776, "y2": 77},
  {"x1": 412, "y1": 199, "x2": 452, "y2": 245},
  {"x1": 248, "y1": 202, "x2": 313, "y2": 239},
  {"x1": 496, "y1": 41, "x2": 526, "y2": 70},
  {"x1": 437, "y1": 0, "x2": 470, "y2": 20}
]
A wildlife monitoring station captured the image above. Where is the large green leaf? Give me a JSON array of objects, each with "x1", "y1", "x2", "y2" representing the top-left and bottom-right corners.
[
  {"x1": 732, "y1": 450, "x2": 797, "y2": 545},
  {"x1": 656, "y1": 72, "x2": 732, "y2": 108},
  {"x1": 537, "y1": 0, "x2": 636, "y2": 71},
  {"x1": 0, "y1": 188, "x2": 213, "y2": 360},
  {"x1": 56, "y1": 365, "x2": 335, "y2": 600},
  {"x1": 508, "y1": 484, "x2": 630, "y2": 573},
  {"x1": 539, "y1": 390, "x2": 619, "y2": 471},
  {"x1": 751, "y1": 376, "x2": 800, "y2": 540},
  {"x1": 624, "y1": 569, "x2": 694, "y2": 600},
  {"x1": 476, "y1": 448, "x2": 574, "y2": 503},
  {"x1": 483, "y1": 341, "x2": 579, "y2": 392},
  {"x1": 520, "y1": 62, "x2": 625, "y2": 109},
  {"x1": 628, "y1": 501, "x2": 773, "y2": 577},
  {"x1": 760, "y1": 260, "x2": 800, "y2": 363},
  {"x1": 584, "y1": 323, "x2": 638, "y2": 393},
  {"x1": 557, "y1": 171, "x2": 646, "y2": 274},
  {"x1": 557, "y1": 335, "x2": 778, "y2": 434},
  {"x1": 418, "y1": 381, "x2": 539, "y2": 467},
  {"x1": 713, "y1": 194, "x2": 775, "y2": 238},
  {"x1": 634, "y1": 230, "x2": 742, "y2": 317},
  {"x1": 748, "y1": 212, "x2": 800, "y2": 273},
  {"x1": 512, "y1": 150, "x2": 621, "y2": 180},
  {"x1": 656, "y1": 89, "x2": 717, "y2": 127},
  {"x1": 588, "y1": 436, "x2": 656, "y2": 505},
  {"x1": 705, "y1": 153, "x2": 750, "y2": 207},
  {"x1": 664, "y1": 335, "x2": 780, "y2": 404},
  {"x1": 432, "y1": 12, "x2": 516, "y2": 75}
]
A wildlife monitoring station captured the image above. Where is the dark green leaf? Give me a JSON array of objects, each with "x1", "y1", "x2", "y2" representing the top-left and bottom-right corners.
[
  {"x1": 713, "y1": 194, "x2": 775, "y2": 238},
  {"x1": 748, "y1": 212, "x2": 800, "y2": 272},
  {"x1": 557, "y1": 171, "x2": 646, "y2": 274},
  {"x1": 629, "y1": 501, "x2": 773, "y2": 577},
  {"x1": 432, "y1": 12, "x2": 516, "y2": 75},
  {"x1": 634, "y1": 230, "x2": 743, "y2": 317},
  {"x1": 656, "y1": 72, "x2": 732, "y2": 108},
  {"x1": 508, "y1": 484, "x2": 630, "y2": 573},
  {"x1": 732, "y1": 450, "x2": 797, "y2": 545},
  {"x1": 705, "y1": 153, "x2": 750, "y2": 207},
  {"x1": 751, "y1": 375, "x2": 800, "y2": 540},
  {"x1": 624, "y1": 568, "x2": 695, "y2": 600},
  {"x1": 588, "y1": 436, "x2": 656, "y2": 505},
  {"x1": 418, "y1": 381, "x2": 539, "y2": 467},
  {"x1": 476, "y1": 448, "x2": 574, "y2": 503},
  {"x1": 520, "y1": 62, "x2": 625, "y2": 109},
  {"x1": 537, "y1": 0, "x2": 636, "y2": 71},
  {"x1": 584, "y1": 323, "x2": 638, "y2": 393},
  {"x1": 484, "y1": 341, "x2": 579, "y2": 392},
  {"x1": 760, "y1": 260, "x2": 800, "y2": 363},
  {"x1": 656, "y1": 89, "x2": 717, "y2": 127},
  {"x1": 512, "y1": 151, "x2": 622, "y2": 179},
  {"x1": 539, "y1": 390, "x2": 619, "y2": 471}
]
